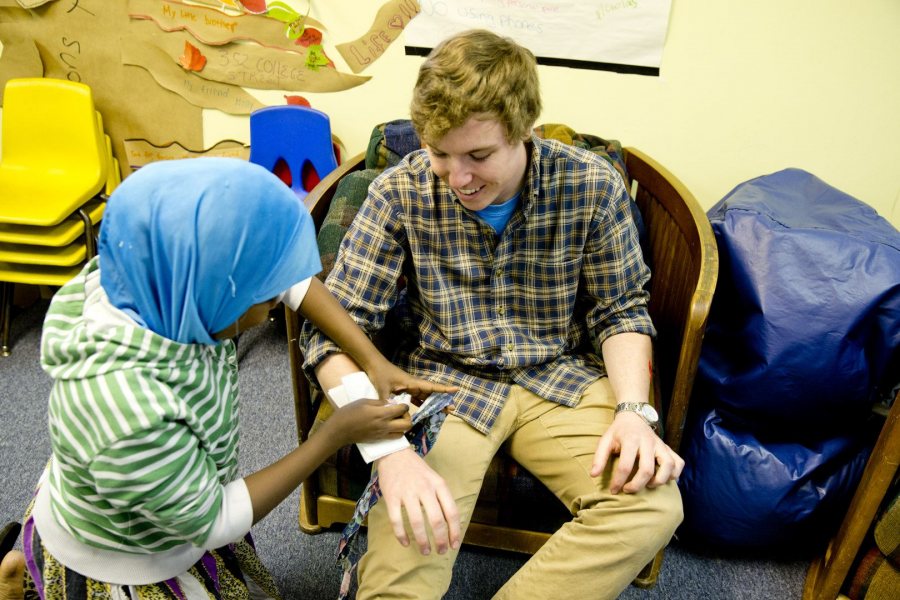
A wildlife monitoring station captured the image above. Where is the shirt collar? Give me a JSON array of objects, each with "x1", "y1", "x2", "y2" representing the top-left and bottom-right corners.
[{"x1": 521, "y1": 134, "x2": 545, "y2": 213}]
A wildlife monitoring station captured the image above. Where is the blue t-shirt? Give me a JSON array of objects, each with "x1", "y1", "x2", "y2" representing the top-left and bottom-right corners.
[{"x1": 475, "y1": 193, "x2": 521, "y2": 234}]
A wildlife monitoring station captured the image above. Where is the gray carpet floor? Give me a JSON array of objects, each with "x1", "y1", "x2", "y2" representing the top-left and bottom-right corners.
[{"x1": 0, "y1": 299, "x2": 811, "y2": 599}]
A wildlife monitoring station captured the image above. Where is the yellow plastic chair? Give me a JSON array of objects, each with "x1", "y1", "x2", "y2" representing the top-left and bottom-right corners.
[
  {"x1": 0, "y1": 200, "x2": 105, "y2": 249},
  {"x1": 0, "y1": 134, "x2": 113, "y2": 252},
  {"x1": 0, "y1": 261, "x2": 85, "y2": 355},
  {"x1": 0, "y1": 77, "x2": 112, "y2": 356},
  {"x1": 0, "y1": 78, "x2": 108, "y2": 226},
  {"x1": 0, "y1": 223, "x2": 100, "y2": 267}
]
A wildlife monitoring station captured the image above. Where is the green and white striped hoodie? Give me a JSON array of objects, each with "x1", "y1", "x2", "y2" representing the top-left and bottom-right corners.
[{"x1": 32, "y1": 259, "x2": 254, "y2": 584}]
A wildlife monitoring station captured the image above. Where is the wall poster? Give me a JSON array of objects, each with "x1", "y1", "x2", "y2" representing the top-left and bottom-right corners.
[{"x1": 405, "y1": 0, "x2": 673, "y2": 76}]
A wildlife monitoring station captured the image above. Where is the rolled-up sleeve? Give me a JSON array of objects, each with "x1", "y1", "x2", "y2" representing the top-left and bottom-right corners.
[
  {"x1": 299, "y1": 175, "x2": 407, "y2": 386},
  {"x1": 582, "y1": 175, "x2": 655, "y2": 346}
]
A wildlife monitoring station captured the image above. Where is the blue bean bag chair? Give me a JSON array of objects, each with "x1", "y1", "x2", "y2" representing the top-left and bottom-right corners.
[
  {"x1": 678, "y1": 168, "x2": 899, "y2": 550},
  {"x1": 696, "y1": 168, "x2": 900, "y2": 433},
  {"x1": 678, "y1": 407, "x2": 873, "y2": 550}
]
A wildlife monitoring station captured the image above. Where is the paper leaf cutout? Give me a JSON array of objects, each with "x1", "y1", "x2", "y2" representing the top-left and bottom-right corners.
[
  {"x1": 296, "y1": 27, "x2": 322, "y2": 48},
  {"x1": 284, "y1": 95, "x2": 311, "y2": 107},
  {"x1": 305, "y1": 45, "x2": 332, "y2": 71},
  {"x1": 239, "y1": 0, "x2": 268, "y2": 13},
  {"x1": 266, "y1": 1, "x2": 300, "y2": 23},
  {"x1": 264, "y1": 0, "x2": 310, "y2": 40},
  {"x1": 178, "y1": 41, "x2": 207, "y2": 72},
  {"x1": 287, "y1": 20, "x2": 306, "y2": 40}
]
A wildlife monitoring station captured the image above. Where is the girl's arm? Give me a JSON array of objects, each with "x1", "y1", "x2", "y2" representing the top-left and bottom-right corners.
[
  {"x1": 298, "y1": 277, "x2": 388, "y2": 376},
  {"x1": 300, "y1": 278, "x2": 457, "y2": 401},
  {"x1": 243, "y1": 398, "x2": 410, "y2": 523}
]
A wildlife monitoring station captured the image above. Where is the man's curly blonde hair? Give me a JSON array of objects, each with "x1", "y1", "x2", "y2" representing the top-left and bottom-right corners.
[{"x1": 410, "y1": 29, "x2": 542, "y2": 146}]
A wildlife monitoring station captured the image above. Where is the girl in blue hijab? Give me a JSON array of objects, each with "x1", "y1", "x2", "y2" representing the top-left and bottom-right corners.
[
  {"x1": 5, "y1": 158, "x2": 453, "y2": 600},
  {"x1": 99, "y1": 156, "x2": 322, "y2": 345}
]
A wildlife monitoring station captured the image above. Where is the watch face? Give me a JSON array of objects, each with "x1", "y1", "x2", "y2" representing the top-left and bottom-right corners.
[{"x1": 640, "y1": 403, "x2": 659, "y2": 423}]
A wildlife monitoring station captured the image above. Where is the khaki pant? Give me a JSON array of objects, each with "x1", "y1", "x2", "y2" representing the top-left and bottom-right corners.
[{"x1": 357, "y1": 379, "x2": 683, "y2": 599}]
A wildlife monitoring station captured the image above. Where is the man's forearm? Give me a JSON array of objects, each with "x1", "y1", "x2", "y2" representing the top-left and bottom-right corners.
[
  {"x1": 301, "y1": 278, "x2": 387, "y2": 374},
  {"x1": 600, "y1": 331, "x2": 653, "y2": 405},
  {"x1": 314, "y1": 352, "x2": 366, "y2": 398}
]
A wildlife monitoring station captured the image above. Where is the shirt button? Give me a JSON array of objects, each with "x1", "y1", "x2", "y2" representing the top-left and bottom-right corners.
[{"x1": 497, "y1": 307, "x2": 504, "y2": 316}]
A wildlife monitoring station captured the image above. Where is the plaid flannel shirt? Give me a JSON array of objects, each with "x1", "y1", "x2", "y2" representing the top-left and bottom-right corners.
[{"x1": 301, "y1": 135, "x2": 654, "y2": 435}]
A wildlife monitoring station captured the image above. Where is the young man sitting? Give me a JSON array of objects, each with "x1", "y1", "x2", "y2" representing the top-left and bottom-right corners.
[{"x1": 301, "y1": 28, "x2": 684, "y2": 599}]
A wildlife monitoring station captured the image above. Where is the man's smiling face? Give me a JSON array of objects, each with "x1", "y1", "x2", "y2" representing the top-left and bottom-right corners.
[{"x1": 425, "y1": 115, "x2": 528, "y2": 211}]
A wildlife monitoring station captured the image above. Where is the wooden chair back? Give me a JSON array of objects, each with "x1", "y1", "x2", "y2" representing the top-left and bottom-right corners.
[{"x1": 625, "y1": 147, "x2": 719, "y2": 451}]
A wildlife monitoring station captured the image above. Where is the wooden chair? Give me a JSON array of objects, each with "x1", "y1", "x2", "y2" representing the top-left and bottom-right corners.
[
  {"x1": 802, "y1": 390, "x2": 900, "y2": 600},
  {"x1": 285, "y1": 138, "x2": 719, "y2": 588}
]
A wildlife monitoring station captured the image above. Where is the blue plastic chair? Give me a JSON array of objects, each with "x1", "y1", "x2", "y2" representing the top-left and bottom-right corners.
[{"x1": 249, "y1": 106, "x2": 339, "y2": 202}]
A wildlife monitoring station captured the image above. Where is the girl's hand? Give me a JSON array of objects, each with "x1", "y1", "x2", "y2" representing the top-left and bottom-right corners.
[
  {"x1": 325, "y1": 398, "x2": 412, "y2": 447},
  {"x1": 369, "y1": 362, "x2": 458, "y2": 404}
]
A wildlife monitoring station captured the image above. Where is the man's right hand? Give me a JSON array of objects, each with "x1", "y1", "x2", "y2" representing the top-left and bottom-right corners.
[{"x1": 375, "y1": 448, "x2": 461, "y2": 555}]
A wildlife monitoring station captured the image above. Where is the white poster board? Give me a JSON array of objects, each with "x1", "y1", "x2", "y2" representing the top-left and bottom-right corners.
[{"x1": 405, "y1": 0, "x2": 672, "y2": 75}]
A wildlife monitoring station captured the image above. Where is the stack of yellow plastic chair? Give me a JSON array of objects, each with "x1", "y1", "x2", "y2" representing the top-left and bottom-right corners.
[{"x1": 0, "y1": 77, "x2": 118, "y2": 356}]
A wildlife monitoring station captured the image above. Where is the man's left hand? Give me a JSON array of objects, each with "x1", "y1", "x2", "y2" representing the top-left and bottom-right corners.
[{"x1": 590, "y1": 412, "x2": 684, "y2": 494}]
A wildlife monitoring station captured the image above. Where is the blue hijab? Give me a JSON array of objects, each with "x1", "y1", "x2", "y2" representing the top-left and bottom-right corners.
[{"x1": 98, "y1": 157, "x2": 321, "y2": 345}]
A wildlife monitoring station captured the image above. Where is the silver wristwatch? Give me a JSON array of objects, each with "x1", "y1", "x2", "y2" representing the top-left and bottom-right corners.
[{"x1": 615, "y1": 402, "x2": 660, "y2": 431}]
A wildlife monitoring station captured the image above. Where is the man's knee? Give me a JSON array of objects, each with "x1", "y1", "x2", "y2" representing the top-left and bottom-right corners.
[
  {"x1": 641, "y1": 480, "x2": 684, "y2": 544},
  {"x1": 579, "y1": 479, "x2": 683, "y2": 545}
]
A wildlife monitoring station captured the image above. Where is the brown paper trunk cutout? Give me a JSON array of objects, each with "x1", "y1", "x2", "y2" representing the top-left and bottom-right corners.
[
  {"x1": 121, "y1": 31, "x2": 266, "y2": 115},
  {"x1": 0, "y1": 0, "x2": 204, "y2": 181},
  {"x1": 123, "y1": 138, "x2": 249, "y2": 170},
  {"x1": 127, "y1": 0, "x2": 325, "y2": 50},
  {"x1": 0, "y1": 28, "x2": 43, "y2": 91},
  {"x1": 134, "y1": 26, "x2": 371, "y2": 93}
]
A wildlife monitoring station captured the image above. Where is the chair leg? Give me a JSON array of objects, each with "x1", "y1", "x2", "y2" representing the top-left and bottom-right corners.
[
  {"x1": 298, "y1": 484, "x2": 323, "y2": 534},
  {"x1": 77, "y1": 206, "x2": 97, "y2": 259},
  {"x1": 0, "y1": 282, "x2": 13, "y2": 357},
  {"x1": 632, "y1": 547, "x2": 665, "y2": 589},
  {"x1": 0, "y1": 523, "x2": 19, "y2": 559}
]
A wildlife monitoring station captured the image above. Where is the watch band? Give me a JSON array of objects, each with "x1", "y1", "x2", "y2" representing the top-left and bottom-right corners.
[
  {"x1": 615, "y1": 401, "x2": 660, "y2": 431},
  {"x1": 615, "y1": 401, "x2": 648, "y2": 414}
]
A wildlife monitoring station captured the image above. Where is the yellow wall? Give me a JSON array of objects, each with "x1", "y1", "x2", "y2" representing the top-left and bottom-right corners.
[{"x1": 207, "y1": 0, "x2": 900, "y2": 226}]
